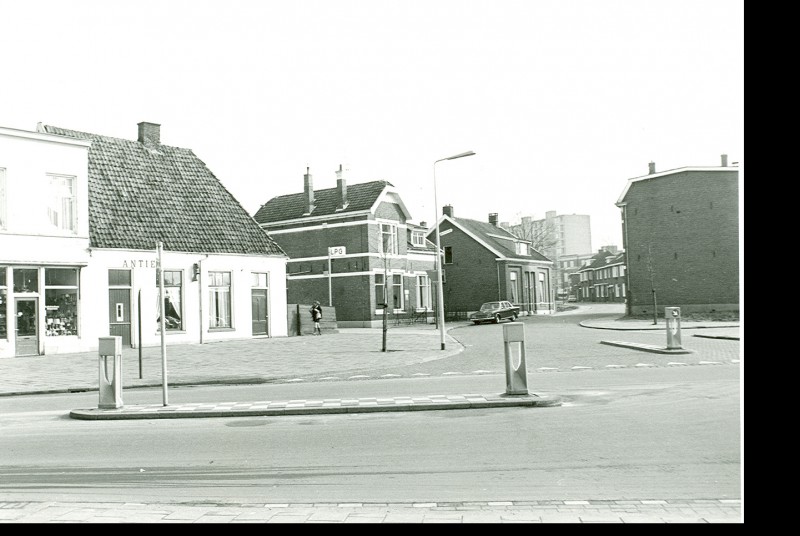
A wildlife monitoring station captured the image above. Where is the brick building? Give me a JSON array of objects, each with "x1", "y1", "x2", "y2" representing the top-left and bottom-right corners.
[
  {"x1": 254, "y1": 167, "x2": 436, "y2": 328},
  {"x1": 428, "y1": 206, "x2": 554, "y2": 316},
  {"x1": 576, "y1": 250, "x2": 626, "y2": 303},
  {"x1": 616, "y1": 155, "x2": 740, "y2": 315}
]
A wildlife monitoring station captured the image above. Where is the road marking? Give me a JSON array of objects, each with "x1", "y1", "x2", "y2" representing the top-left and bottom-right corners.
[
  {"x1": 605, "y1": 365, "x2": 626, "y2": 368},
  {"x1": 571, "y1": 366, "x2": 592, "y2": 371},
  {"x1": 472, "y1": 370, "x2": 495, "y2": 374},
  {"x1": 635, "y1": 363, "x2": 656, "y2": 368},
  {"x1": 412, "y1": 373, "x2": 430, "y2": 377},
  {"x1": 667, "y1": 362, "x2": 687, "y2": 366},
  {"x1": 285, "y1": 378, "x2": 306, "y2": 382},
  {"x1": 537, "y1": 367, "x2": 559, "y2": 372},
  {"x1": 731, "y1": 359, "x2": 741, "y2": 364},
  {"x1": 348, "y1": 375, "x2": 371, "y2": 380},
  {"x1": 318, "y1": 376, "x2": 341, "y2": 381},
  {"x1": 380, "y1": 374, "x2": 401, "y2": 378},
  {"x1": 698, "y1": 361, "x2": 723, "y2": 365},
  {"x1": 442, "y1": 372, "x2": 463, "y2": 375}
]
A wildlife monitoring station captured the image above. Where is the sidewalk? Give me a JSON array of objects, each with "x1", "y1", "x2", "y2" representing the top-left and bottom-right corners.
[
  {"x1": 0, "y1": 325, "x2": 464, "y2": 397},
  {"x1": 580, "y1": 317, "x2": 740, "y2": 337}
]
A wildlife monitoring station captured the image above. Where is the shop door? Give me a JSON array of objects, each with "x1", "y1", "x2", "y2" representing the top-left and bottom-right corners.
[
  {"x1": 251, "y1": 289, "x2": 268, "y2": 336},
  {"x1": 15, "y1": 298, "x2": 39, "y2": 356},
  {"x1": 108, "y1": 289, "x2": 132, "y2": 346}
]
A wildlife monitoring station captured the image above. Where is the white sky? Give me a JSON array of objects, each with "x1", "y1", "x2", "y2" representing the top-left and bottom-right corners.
[{"x1": 2, "y1": 0, "x2": 743, "y2": 250}]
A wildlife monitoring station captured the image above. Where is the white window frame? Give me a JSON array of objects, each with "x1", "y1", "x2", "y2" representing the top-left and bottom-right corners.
[
  {"x1": 416, "y1": 274, "x2": 431, "y2": 310},
  {"x1": 391, "y1": 274, "x2": 404, "y2": 311},
  {"x1": 411, "y1": 230, "x2": 426, "y2": 247},
  {"x1": 516, "y1": 242, "x2": 529, "y2": 256},
  {"x1": 0, "y1": 168, "x2": 6, "y2": 230},
  {"x1": 47, "y1": 173, "x2": 78, "y2": 234},
  {"x1": 208, "y1": 271, "x2": 232, "y2": 329},
  {"x1": 380, "y1": 223, "x2": 399, "y2": 255},
  {"x1": 158, "y1": 269, "x2": 184, "y2": 331}
]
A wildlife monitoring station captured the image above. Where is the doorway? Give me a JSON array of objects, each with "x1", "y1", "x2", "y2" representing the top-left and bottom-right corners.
[
  {"x1": 251, "y1": 289, "x2": 269, "y2": 336},
  {"x1": 15, "y1": 298, "x2": 39, "y2": 356}
]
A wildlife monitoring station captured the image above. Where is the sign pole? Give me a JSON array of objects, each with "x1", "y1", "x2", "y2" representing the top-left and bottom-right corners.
[
  {"x1": 328, "y1": 251, "x2": 333, "y2": 307},
  {"x1": 157, "y1": 241, "x2": 168, "y2": 406}
]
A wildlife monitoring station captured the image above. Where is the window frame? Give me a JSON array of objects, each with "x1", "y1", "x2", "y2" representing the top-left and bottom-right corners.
[
  {"x1": 416, "y1": 274, "x2": 431, "y2": 310},
  {"x1": 157, "y1": 269, "x2": 184, "y2": 331},
  {"x1": 46, "y1": 173, "x2": 78, "y2": 234},
  {"x1": 208, "y1": 270, "x2": 232, "y2": 329}
]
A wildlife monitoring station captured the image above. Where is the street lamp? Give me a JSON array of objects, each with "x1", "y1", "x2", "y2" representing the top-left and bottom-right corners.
[{"x1": 433, "y1": 150, "x2": 476, "y2": 350}]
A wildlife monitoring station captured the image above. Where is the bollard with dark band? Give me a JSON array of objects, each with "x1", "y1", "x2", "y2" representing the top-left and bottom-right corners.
[
  {"x1": 665, "y1": 307, "x2": 682, "y2": 350},
  {"x1": 502, "y1": 322, "x2": 528, "y2": 395},
  {"x1": 98, "y1": 336, "x2": 123, "y2": 409}
]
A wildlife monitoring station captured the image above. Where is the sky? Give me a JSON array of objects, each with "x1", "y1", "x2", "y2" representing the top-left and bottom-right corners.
[{"x1": 1, "y1": 0, "x2": 743, "y2": 250}]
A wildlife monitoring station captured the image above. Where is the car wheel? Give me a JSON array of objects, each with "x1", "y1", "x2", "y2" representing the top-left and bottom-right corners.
[
  {"x1": 513, "y1": 313, "x2": 518, "y2": 320},
  {"x1": 494, "y1": 314, "x2": 501, "y2": 324},
  {"x1": 473, "y1": 321, "x2": 481, "y2": 325}
]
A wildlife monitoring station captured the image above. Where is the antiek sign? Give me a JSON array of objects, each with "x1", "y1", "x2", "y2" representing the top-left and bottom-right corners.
[{"x1": 121, "y1": 259, "x2": 158, "y2": 269}]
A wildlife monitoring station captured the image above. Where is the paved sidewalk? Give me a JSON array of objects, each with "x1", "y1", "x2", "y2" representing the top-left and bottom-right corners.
[
  {"x1": 0, "y1": 498, "x2": 743, "y2": 523},
  {"x1": 580, "y1": 317, "x2": 740, "y2": 336},
  {"x1": 0, "y1": 325, "x2": 464, "y2": 397}
]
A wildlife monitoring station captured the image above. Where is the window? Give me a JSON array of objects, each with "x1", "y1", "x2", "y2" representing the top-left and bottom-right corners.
[
  {"x1": 416, "y1": 275, "x2": 431, "y2": 309},
  {"x1": 380, "y1": 223, "x2": 399, "y2": 255},
  {"x1": 375, "y1": 273, "x2": 386, "y2": 308},
  {"x1": 0, "y1": 168, "x2": 6, "y2": 230},
  {"x1": 13, "y1": 268, "x2": 38, "y2": 293},
  {"x1": 411, "y1": 230, "x2": 426, "y2": 247},
  {"x1": 208, "y1": 271, "x2": 231, "y2": 328},
  {"x1": 516, "y1": 242, "x2": 529, "y2": 255},
  {"x1": 252, "y1": 272, "x2": 269, "y2": 288},
  {"x1": 509, "y1": 272, "x2": 519, "y2": 303},
  {"x1": 0, "y1": 268, "x2": 6, "y2": 339},
  {"x1": 392, "y1": 274, "x2": 404, "y2": 310},
  {"x1": 47, "y1": 174, "x2": 77, "y2": 234},
  {"x1": 45, "y1": 268, "x2": 79, "y2": 337},
  {"x1": 444, "y1": 246, "x2": 454, "y2": 264},
  {"x1": 612, "y1": 266, "x2": 619, "y2": 278},
  {"x1": 157, "y1": 270, "x2": 183, "y2": 331}
]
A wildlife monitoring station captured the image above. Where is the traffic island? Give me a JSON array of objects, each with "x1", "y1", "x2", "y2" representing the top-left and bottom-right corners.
[
  {"x1": 600, "y1": 340, "x2": 695, "y2": 355},
  {"x1": 69, "y1": 393, "x2": 562, "y2": 420}
]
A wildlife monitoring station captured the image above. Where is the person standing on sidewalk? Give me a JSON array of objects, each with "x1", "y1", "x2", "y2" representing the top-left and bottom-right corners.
[{"x1": 310, "y1": 301, "x2": 323, "y2": 335}]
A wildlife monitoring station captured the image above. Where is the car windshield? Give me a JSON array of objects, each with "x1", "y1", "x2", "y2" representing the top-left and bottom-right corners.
[{"x1": 480, "y1": 302, "x2": 501, "y2": 311}]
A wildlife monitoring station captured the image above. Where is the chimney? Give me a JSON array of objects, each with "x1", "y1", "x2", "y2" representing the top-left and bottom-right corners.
[
  {"x1": 648, "y1": 161, "x2": 656, "y2": 174},
  {"x1": 137, "y1": 122, "x2": 161, "y2": 146},
  {"x1": 488, "y1": 213, "x2": 498, "y2": 226},
  {"x1": 335, "y1": 164, "x2": 348, "y2": 210},
  {"x1": 419, "y1": 221, "x2": 428, "y2": 228},
  {"x1": 303, "y1": 167, "x2": 315, "y2": 213},
  {"x1": 721, "y1": 154, "x2": 729, "y2": 167},
  {"x1": 442, "y1": 205, "x2": 454, "y2": 218}
]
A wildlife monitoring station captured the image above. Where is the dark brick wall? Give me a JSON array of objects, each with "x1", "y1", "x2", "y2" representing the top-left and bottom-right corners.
[
  {"x1": 622, "y1": 169, "x2": 739, "y2": 312},
  {"x1": 437, "y1": 222, "x2": 553, "y2": 313}
]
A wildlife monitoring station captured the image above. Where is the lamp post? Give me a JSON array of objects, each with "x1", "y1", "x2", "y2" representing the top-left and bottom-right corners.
[{"x1": 433, "y1": 150, "x2": 476, "y2": 350}]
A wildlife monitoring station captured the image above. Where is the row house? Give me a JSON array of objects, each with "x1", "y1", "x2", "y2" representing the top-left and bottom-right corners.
[
  {"x1": 576, "y1": 250, "x2": 627, "y2": 303},
  {"x1": 429, "y1": 206, "x2": 554, "y2": 316},
  {"x1": 616, "y1": 155, "x2": 739, "y2": 315},
  {"x1": 1, "y1": 122, "x2": 288, "y2": 358},
  {"x1": 254, "y1": 167, "x2": 437, "y2": 328}
]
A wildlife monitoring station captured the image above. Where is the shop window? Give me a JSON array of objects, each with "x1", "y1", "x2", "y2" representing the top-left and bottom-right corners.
[
  {"x1": 45, "y1": 268, "x2": 79, "y2": 337},
  {"x1": 13, "y1": 268, "x2": 38, "y2": 293},
  {"x1": 208, "y1": 271, "x2": 231, "y2": 328},
  {"x1": 157, "y1": 270, "x2": 183, "y2": 331},
  {"x1": 47, "y1": 174, "x2": 77, "y2": 234}
]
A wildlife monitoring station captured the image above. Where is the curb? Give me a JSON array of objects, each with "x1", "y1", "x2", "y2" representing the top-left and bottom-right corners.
[
  {"x1": 68, "y1": 393, "x2": 563, "y2": 420},
  {"x1": 599, "y1": 340, "x2": 695, "y2": 355}
]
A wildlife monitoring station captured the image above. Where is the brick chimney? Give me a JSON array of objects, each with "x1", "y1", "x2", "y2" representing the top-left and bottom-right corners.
[
  {"x1": 137, "y1": 122, "x2": 161, "y2": 146},
  {"x1": 488, "y1": 213, "x2": 498, "y2": 226},
  {"x1": 303, "y1": 167, "x2": 315, "y2": 213},
  {"x1": 721, "y1": 154, "x2": 729, "y2": 167},
  {"x1": 442, "y1": 205, "x2": 454, "y2": 218},
  {"x1": 648, "y1": 161, "x2": 656, "y2": 174},
  {"x1": 335, "y1": 164, "x2": 348, "y2": 210}
]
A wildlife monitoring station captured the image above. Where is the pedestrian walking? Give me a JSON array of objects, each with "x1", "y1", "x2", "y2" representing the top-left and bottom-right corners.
[{"x1": 310, "y1": 301, "x2": 323, "y2": 335}]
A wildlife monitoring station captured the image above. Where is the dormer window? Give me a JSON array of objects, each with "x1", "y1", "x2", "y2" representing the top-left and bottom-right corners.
[
  {"x1": 411, "y1": 230, "x2": 426, "y2": 247},
  {"x1": 516, "y1": 242, "x2": 529, "y2": 255}
]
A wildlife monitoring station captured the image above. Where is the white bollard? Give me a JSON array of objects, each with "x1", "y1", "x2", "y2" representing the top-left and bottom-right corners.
[
  {"x1": 665, "y1": 307, "x2": 683, "y2": 350},
  {"x1": 98, "y1": 336, "x2": 123, "y2": 409},
  {"x1": 502, "y1": 322, "x2": 528, "y2": 395}
]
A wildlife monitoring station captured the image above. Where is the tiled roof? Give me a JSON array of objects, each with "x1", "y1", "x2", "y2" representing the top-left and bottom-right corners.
[
  {"x1": 254, "y1": 180, "x2": 392, "y2": 224},
  {"x1": 39, "y1": 125, "x2": 285, "y2": 256},
  {"x1": 582, "y1": 251, "x2": 624, "y2": 270},
  {"x1": 452, "y1": 217, "x2": 551, "y2": 262}
]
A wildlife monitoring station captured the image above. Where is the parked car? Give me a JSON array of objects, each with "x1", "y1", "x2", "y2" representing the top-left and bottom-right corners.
[{"x1": 469, "y1": 301, "x2": 520, "y2": 324}]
